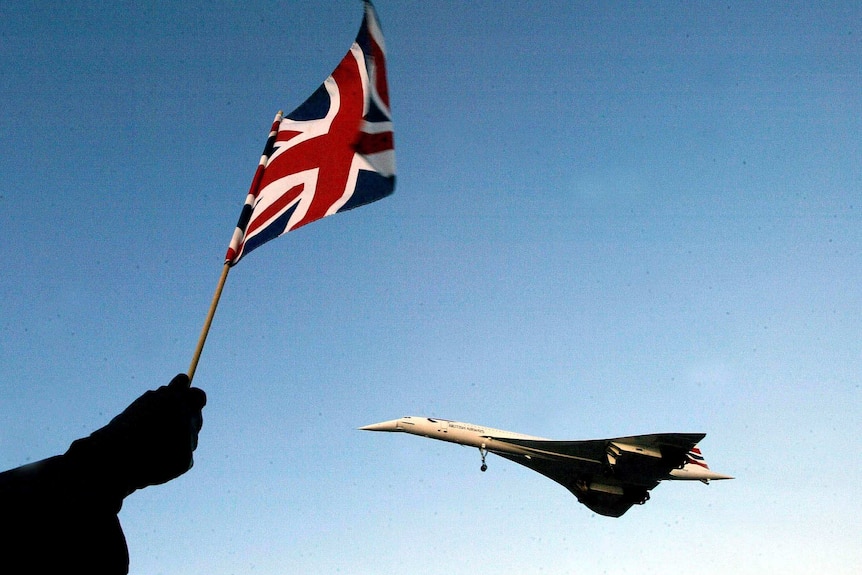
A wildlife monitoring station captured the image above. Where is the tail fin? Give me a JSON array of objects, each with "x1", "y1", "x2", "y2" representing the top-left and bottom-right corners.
[
  {"x1": 686, "y1": 446, "x2": 710, "y2": 470},
  {"x1": 668, "y1": 445, "x2": 733, "y2": 483}
]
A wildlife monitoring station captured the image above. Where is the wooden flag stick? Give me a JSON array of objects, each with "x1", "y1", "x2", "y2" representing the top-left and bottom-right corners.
[
  {"x1": 186, "y1": 111, "x2": 282, "y2": 383},
  {"x1": 188, "y1": 261, "x2": 231, "y2": 382}
]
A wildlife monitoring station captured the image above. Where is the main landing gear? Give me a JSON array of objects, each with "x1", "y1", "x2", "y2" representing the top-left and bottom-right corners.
[{"x1": 479, "y1": 445, "x2": 488, "y2": 472}]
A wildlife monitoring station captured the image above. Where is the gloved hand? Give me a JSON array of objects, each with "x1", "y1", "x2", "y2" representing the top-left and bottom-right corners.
[{"x1": 66, "y1": 374, "x2": 207, "y2": 500}]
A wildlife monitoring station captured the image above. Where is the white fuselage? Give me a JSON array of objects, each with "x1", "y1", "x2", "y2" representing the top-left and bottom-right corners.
[{"x1": 363, "y1": 416, "x2": 543, "y2": 450}]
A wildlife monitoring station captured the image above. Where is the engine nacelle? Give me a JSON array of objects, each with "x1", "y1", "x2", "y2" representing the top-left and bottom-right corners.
[{"x1": 606, "y1": 441, "x2": 662, "y2": 468}]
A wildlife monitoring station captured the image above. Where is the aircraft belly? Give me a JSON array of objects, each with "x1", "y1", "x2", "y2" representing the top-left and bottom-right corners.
[{"x1": 442, "y1": 428, "x2": 485, "y2": 447}]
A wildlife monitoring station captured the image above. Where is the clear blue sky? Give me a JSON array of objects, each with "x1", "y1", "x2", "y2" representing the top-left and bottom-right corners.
[{"x1": 1, "y1": 1, "x2": 860, "y2": 573}]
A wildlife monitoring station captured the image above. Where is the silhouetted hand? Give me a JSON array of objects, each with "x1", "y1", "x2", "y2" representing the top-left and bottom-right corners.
[
  {"x1": 0, "y1": 374, "x2": 207, "y2": 574},
  {"x1": 66, "y1": 373, "x2": 207, "y2": 499}
]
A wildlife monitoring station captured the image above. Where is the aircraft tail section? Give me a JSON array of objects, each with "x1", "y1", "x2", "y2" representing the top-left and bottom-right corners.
[
  {"x1": 686, "y1": 446, "x2": 709, "y2": 469},
  {"x1": 668, "y1": 445, "x2": 733, "y2": 482}
]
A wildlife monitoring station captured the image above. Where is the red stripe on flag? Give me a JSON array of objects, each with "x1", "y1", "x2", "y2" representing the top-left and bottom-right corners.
[
  {"x1": 277, "y1": 130, "x2": 303, "y2": 142},
  {"x1": 245, "y1": 183, "x2": 305, "y2": 238},
  {"x1": 354, "y1": 131, "x2": 393, "y2": 155}
]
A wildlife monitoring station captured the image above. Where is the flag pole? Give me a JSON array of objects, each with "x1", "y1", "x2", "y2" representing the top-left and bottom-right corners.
[
  {"x1": 188, "y1": 261, "x2": 231, "y2": 382},
  {"x1": 186, "y1": 110, "x2": 282, "y2": 383}
]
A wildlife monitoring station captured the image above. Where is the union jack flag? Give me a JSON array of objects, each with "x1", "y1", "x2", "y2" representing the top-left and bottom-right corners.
[{"x1": 225, "y1": 1, "x2": 395, "y2": 265}]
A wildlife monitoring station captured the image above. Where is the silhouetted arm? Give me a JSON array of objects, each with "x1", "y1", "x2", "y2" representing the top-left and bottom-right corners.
[{"x1": 0, "y1": 374, "x2": 206, "y2": 574}]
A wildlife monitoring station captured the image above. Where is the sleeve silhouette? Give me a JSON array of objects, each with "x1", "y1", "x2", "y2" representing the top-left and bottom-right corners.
[{"x1": 0, "y1": 374, "x2": 206, "y2": 574}]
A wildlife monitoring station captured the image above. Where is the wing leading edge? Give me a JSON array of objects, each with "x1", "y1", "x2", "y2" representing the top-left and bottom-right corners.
[{"x1": 488, "y1": 433, "x2": 706, "y2": 517}]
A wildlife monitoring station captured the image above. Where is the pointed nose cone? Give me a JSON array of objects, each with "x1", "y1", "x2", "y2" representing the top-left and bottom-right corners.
[{"x1": 359, "y1": 419, "x2": 401, "y2": 432}]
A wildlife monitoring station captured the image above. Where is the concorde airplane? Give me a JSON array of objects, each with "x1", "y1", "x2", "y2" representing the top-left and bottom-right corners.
[{"x1": 360, "y1": 416, "x2": 732, "y2": 517}]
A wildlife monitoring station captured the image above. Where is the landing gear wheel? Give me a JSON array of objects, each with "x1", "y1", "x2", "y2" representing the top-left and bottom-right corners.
[{"x1": 481, "y1": 463, "x2": 488, "y2": 472}]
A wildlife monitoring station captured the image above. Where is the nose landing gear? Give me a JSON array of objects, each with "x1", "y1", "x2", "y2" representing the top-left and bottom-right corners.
[{"x1": 479, "y1": 445, "x2": 488, "y2": 472}]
